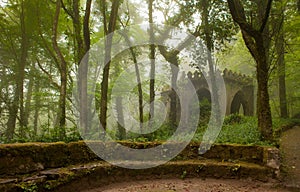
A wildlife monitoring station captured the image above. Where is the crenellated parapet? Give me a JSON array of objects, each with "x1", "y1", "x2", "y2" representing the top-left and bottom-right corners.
[
  {"x1": 184, "y1": 68, "x2": 253, "y2": 86},
  {"x1": 222, "y1": 68, "x2": 252, "y2": 85}
]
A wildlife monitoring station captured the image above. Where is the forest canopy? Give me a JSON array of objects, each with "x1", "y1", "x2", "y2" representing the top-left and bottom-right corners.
[{"x1": 0, "y1": 0, "x2": 299, "y2": 143}]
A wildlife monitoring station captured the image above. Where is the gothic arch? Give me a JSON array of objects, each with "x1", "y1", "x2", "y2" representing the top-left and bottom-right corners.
[
  {"x1": 197, "y1": 88, "x2": 211, "y2": 102},
  {"x1": 230, "y1": 90, "x2": 248, "y2": 115}
]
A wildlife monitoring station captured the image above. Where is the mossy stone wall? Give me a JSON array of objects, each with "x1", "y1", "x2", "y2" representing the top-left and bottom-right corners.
[{"x1": 0, "y1": 141, "x2": 277, "y2": 176}]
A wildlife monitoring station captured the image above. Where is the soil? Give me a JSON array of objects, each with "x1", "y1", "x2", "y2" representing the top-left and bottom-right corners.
[
  {"x1": 280, "y1": 125, "x2": 300, "y2": 189},
  {"x1": 83, "y1": 178, "x2": 288, "y2": 192}
]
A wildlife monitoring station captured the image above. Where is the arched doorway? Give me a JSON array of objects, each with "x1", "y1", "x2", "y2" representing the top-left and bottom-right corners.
[
  {"x1": 230, "y1": 91, "x2": 247, "y2": 115},
  {"x1": 196, "y1": 88, "x2": 211, "y2": 122},
  {"x1": 197, "y1": 88, "x2": 211, "y2": 103}
]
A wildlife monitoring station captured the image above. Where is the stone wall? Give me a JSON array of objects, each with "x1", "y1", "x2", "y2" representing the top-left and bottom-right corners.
[{"x1": 0, "y1": 141, "x2": 279, "y2": 176}]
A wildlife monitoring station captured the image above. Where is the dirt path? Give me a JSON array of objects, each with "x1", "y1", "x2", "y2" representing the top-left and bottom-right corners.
[
  {"x1": 280, "y1": 125, "x2": 300, "y2": 189},
  {"x1": 83, "y1": 178, "x2": 287, "y2": 192}
]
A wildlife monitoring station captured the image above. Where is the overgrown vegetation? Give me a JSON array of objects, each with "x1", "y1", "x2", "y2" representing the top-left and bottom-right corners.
[
  {"x1": 192, "y1": 114, "x2": 299, "y2": 146},
  {"x1": 2, "y1": 114, "x2": 298, "y2": 147},
  {"x1": 0, "y1": 0, "x2": 299, "y2": 144}
]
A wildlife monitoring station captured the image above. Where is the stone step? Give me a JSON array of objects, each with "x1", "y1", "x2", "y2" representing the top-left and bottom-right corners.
[{"x1": 0, "y1": 159, "x2": 277, "y2": 192}]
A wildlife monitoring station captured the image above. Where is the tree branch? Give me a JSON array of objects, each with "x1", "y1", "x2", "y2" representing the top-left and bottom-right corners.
[
  {"x1": 36, "y1": 59, "x2": 60, "y2": 89},
  {"x1": 52, "y1": 0, "x2": 67, "y2": 74},
  {"x1": 83, "y1": 0, "x2": 92, "y2": 51},
  {"x1": 100, "y1": 0, "x2": 108, "y2": 35},
  {"x1": 227, "y1": 0, "x2": 258, "y2": 37},
  {"x1": 259, "y1": 0, "x2": 273, "y2": 33},
  {"x1": 61, "y1": 0, "x2": 74, "y2": 19}
]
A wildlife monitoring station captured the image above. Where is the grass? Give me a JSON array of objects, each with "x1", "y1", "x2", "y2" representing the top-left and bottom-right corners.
[
  {"x1": 191, "y1": 115, "x2": 264, "y2": 145},
  {"x1": 192, "y1": 114, "x2": 300, "y2": 146},
  {"x1": 2, "y1": 114, "x2": 299, "y2": 146},
  {"x1": 143, "y1": 114, "x2": 299, "y2": 146}
]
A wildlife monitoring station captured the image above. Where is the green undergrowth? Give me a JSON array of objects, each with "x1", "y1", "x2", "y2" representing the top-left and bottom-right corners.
[
  {"x1": 2, "y1": 114, "x2": 299, "y2": 146},
  {"x1": 194, "y1": 115, "x2": 300, "y2": 146},
  {"x1": 124, "y1": 114, "x2": 300, "y2": 146}
]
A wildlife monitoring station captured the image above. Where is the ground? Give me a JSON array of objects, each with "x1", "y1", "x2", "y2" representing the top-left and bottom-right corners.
[
  {"x1": 83, "y1": 178, "x2": 288, "y2": 192},
  {"x1": 280, "y1": 125, "x2": 300, "y2": 189},
  {"x1": 81, "y1": 126, "x2": 300, "y2": 192}
]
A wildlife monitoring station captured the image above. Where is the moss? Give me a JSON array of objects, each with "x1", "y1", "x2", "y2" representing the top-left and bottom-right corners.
[
  {"x1": 16, "y1": 182, "x2": 38, "y2": 192},
  {"x1": 0, "y1": 141, "x2": 277, "y2": 178}
]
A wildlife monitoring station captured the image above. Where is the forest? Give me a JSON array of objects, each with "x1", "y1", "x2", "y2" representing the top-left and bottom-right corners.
[
  {"x1": 1, "y1": 0, "x2": 300, "y2": 191},
  {"x1": 0, "y1": 0, "x2": 299, "y2": 145}
]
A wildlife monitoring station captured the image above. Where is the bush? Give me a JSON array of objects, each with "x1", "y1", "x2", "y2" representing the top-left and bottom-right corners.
[
  {"x1": 223, "y1": 114, "x2": 245, "y2": 125},
  {"x1": 193, "y1": 116, "x2": 273, "y2": 146}
]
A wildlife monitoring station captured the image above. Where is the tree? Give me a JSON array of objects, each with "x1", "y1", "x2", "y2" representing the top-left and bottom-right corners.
[
  {"x1": 148, "y1": 0, "x2": 156, "y2": 129},
  {"x1": 117, "y1": 30, "x2": 143, "y2": 137},
  {"x1": 99, "y1": 0, "x2": 121, "y2": 131},
  {"x1": 199, "y1": 0, "x2": 224, "y2": 127},
  {"x1": 1, "y1": 0, "x2": 31, "y2": 140},
  {"x1": 61, "y1": 0, "x2": 92, "y2": 135},
  {"x1": 283, "y1": 0, "x2": 300, "y2": 116},
  {"x1": 52, "y1": 0, "x2": 68, "y2": 139},
  {"x1": 154, "y1": 0, "x2": 199, "y2": 128},
  {"x1": 227, "y1": 0, "x2": 274, "y2": 140},
  {"x1": 273, "y1": 0, "x2": 288, "y2": 118}
]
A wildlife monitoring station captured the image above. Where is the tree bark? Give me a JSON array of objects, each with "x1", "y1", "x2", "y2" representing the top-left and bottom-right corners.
[
  {"x1": 99, "y1": 0, "x2": 120, "y2": 131},
  {"x1": 18, "y1": 0, "x2": 29, "y2": 137},
  {"x1": 5, "y1": 95, "x2": 19, "y2": 141},
  {"x1": 255, "y1": 40, "x2": 273, "y2": 140},
  {"x1": 24, "y1": 75, "x2": 34, "y2": 128},
  {"x1": 33, "y1": 79, "x2": 41, "y2": 138},
  {"x1": 119, "y1": 31, "x2": 144, "y2": 132},
  {"x1": 148, "y1": 0, "x2": 156, "y2": 129},
  {"x1": 169, "y1": 59, "x2": 179, "y2": 129},
  {"x1": 228, "y1": 0, "x2": 273, "y2": 140},
  {"x1": 71, "y1": 0, "x2": 86, "y2": 135},
  {"x1": 158, "y1": 47, "x2": 179, "y2": 129},
  {"x1": 115, "y1": 96, "x2": 126, "y2": 139},
  {"x1": 201, "y1": 0, "x2": 221, "y2": 125},
  {"x1": 5, "y1": 0, "x2": 29, "y2": 141},
  {"x1": 68, "y1": 0, "x2": 92, "y2": 135},
  {"x1": 52, "y1": 0, "x2": 67, "y2": 140},
  {"x1": 274, "y1": 3, "x2": 288, "y2": 118},
  {"x1": 158, "y1": 29, "x2": 200, "y2": 129}
]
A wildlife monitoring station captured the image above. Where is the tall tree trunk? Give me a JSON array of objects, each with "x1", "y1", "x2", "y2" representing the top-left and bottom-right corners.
[
  {"x1": 257, "y1": 0, "x2": 271, "y2": 63},
  {"x1": 115, "y1": 96, "x2": 126, "y2": 139},
  {"x1": 99, "y1": 0, "x2": 120, "y2": 131},
  {"x1": 119, "y1": 31, "x2": 144, "y2": 132},
  {"x1": 158, "y1": 29, "x2": 200, "y2": 129},
  {"x1": 148, "y1": 0, "x2": 156, "y2": 129},
  {"x1": 52, "y1": 0, "x2": 67, "y2": 140},
  {"x1": 157, "y1": 47, "x2": 180, "y2": 129},
  {"x1": 6, "y1": 0, "x2": 29, "y2": 141},
  {"x1": 169, "y1": 58, "x2": 179, "y2": 129},
  {"x1": 18, "y1": 0, "x2": 29, "y2": 137},
  {"x1": 5, "y1": 94, "x2": 19, "y2": 141},
  {"x1": 83, "y1": 0, "x2": 92, "y2": 134},
  {"x1": 274, "y1": 3, "x2": 288, "y2": 118},
  {"x1": 24, "y1": 75, "x2": 34, "y2": 128},
  {"x1": 33, "y1": 80, "x2": 40, "y2": 138},
  {"x1": 201, "y1": 0, "x2": 221, "y2": 125},
  {"x1": 228, "y1": 0, "x2": 273, "y2": 140},
  {"x1": 58, "y1": 65, "x2": 67, "y2": 140},
  {"x1": 70, "y1": 0, "x2": 92, "y2": 135},
  {"x1": 255, "y1": 37, "x2": 273, "y2": 140},
  {"x1": 72, "y1": 0, "x2": 85, "y2": 135}
]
